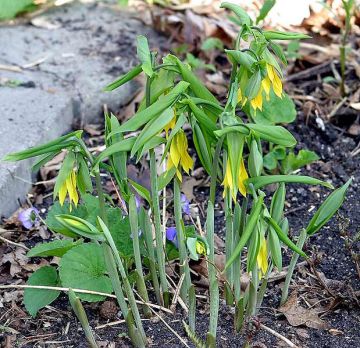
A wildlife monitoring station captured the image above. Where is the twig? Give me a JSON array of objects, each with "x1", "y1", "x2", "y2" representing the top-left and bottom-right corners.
[
  {"x1": 328, "y1": 97, "x2": 347, "y2": 119},
  {"x1": 170, "y1": 273, "x2": 185, "y2": 312},
  {"x1": 0, "y1": 64, "x2": 22, "y2": 73},
  {"x1": 0, "y1": 235, "x2": 30, "y2": 251},
  {"x1": 0, "y1": 284, "x2": 172, "y2": 314},
  {"x1": 259, "y1": 323, "x2": 298, "y2": 348}
]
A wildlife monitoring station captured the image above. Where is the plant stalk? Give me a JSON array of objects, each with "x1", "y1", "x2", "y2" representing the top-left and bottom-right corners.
[{"x1": 281, "y1": 228, "x2": 307, "y2": 305}]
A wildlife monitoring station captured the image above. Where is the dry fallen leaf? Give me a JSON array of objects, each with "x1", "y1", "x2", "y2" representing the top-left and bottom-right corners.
[{"x1": 279, "y1": 291, "x2": 329, "y2": 329}]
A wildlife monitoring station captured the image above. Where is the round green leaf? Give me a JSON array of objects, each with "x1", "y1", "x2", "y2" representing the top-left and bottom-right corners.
[
  {"x1": 59, "y1": 243, "x2": 113, "y2": 302},
  {"x1": 24, "y1": 266, "x2": 60, "y2": 317},
  {"x1": 27, "y1": 239, "x2": 82, "y2": 258}
]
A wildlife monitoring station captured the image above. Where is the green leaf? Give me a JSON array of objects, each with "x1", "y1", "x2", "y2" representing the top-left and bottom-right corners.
[
  {"x1": 245, "y1": 69, "x2": 261, "y2": 100},
  {"x1": 92, "y1": 137, "x2": 135, "y2": 170},
  {"x1": 103, "y1": 65, "x2": 142, "y2": 91},
  {"x1": 0, "y1": 0, "x2": 35, "y2": 20},
  {"x1": 246, "y1": 124, "x2": 297, "y2": 147},
  {"x1": 264, "y1": 30, "x2": 311, "y2": 41},
  {"x1": 225, "y1": 50, "x2": 256, "y2": 72},
  {"x1": 172, "y1": 56, "x2": 219, "y2": 106},
  {"x1": 282, "y1": 149, "x2": 319, "y2": 174},
  {"x1": 129, "y1": 179, "x2": 151, "y2": 204},
  {"x1": 256, "y1": 0, "x2": 276, "y2": 23},
  {"x1": 158, "y1": 166, "x2": 177, "y2": 191},
  {"x1": 245, "y1": 175, "x2": 333, "y2": 190},
  {"x1": 109, "y1": 81, "x2": 189, "y2": 134},
  {"x1": 59, "y1": 243, "x2": 113, "y2": 302},
  {"x1": 224, "y1": 194, "x2": 264, "y2": 270},
  {"x1": 107, "y1": 207, "x2": 138, "y2": 257},
  {"x1": 137, "y1": 35, "x2": 153, "y2": 77},
  {"x1": 27, "y1": 239, "x2": 82, "y2": 258},
  {"x1": 24, "y1": 266, "x2": 60, "y2": 317},
  {"x1": 220, "y1": 2, "x2": 252, "y2": 26},
  {"x1": 246, "y1": 91, "x2": 297, "y2": 125},
  {"x1": 306, "y1": 179, "x2": 352, "y2": 235},
  {"x1": 55, "y1": 215, "x2": 104, "y2": 241},
  {"x1": 192, "y1": 122, "x2": 212, "y2": 175},
  {"x1": 248, "y1": 139, "x2": 263, "y2": 177},
  {"x1": 266, "y1": 217, "x2": 307, "y2": 258},
  {"x1": 201, "y1": 38, "x2": 224, "y2": 51},
  {"x1": 131, "y1": 107, "x2": 173, "y2": 156},
  {"x1": 3, "y1": 130, "x2": 82, "y2": 162}
]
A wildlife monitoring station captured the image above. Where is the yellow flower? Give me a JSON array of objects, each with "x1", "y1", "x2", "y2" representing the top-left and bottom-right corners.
[
  {"x1": 257, "y1": 236, "x2": 268, "y2": 279},
  {"x1": 238, "y1": 158, "x2": 248, "y2": 197},
  {"x1": 167, "y1": 130, "x2": 193, "y2": 181},
  {"x1": 59, "y1": 169, "x2": 79, "y2": 211},
  {"x1": 164, "y1": 110, "x2": 176, "y2": 138},
  {"x1": 250, "y1": 87, "x2": 263, "y2": 112},
  {"x1": 222, "y1": 158, "x2": 248, "y2": 201},
  {"x1": 266, "y1": 63, "x2": 283, "y2": 98},
  {"x1": 196, "y1": 240, "x2": 206, "y2": 256},
  {"x1": 237, "y1": 88, "x2": 247, "y2": 107},
  {"x1": 261, "y1": 76, "x2": 271, "y2": 101}
]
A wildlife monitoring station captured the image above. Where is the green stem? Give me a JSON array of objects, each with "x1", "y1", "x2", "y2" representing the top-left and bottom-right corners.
[
  {"x1": 174, "y1": 177, "x2": 191, "y2": 303},
  {"x1": 281, "y1": 228, "x2": 307, "y2": 305},
  {"x1": 95, "y1": 172, "x2": 107, "y2": 225},
  {"x1": 140, "y1": 209, "x2": 162, "y2": 305},
  {"x1": 210, "y1": 137, "x2": 225, "y2": 205},
  {"x1": 129, "y1": 195, "x2": 152, "y2": 318},
  {"x1": 150, "y1": 149, "x2": 170, "y2": 307},
  {"x1": 205, "y1": 201, "x2": 219, "y2": 348},
  {"x1": 225, "y1": 192, "x2": 234, "y2": 305},
  {"x1": 340, "y1": 45, "x2": 346, "y2": 97},
  {"x1": 101, "y1": 222, "x2": 147, "y2": 345},
  {"x1": 146, "y1": 68, "x2": 169, "y2": 307}
]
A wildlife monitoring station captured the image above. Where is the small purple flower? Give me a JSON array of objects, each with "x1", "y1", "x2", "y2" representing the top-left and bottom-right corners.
[
  {"x1": 166, "y1": 227, "x2": 178, "y2": 248},
  {"x1": 181, "y1": 194, "x2": 190, "y2": 216},
  {"x1": 18, "y1": 207, "x2": 39, "y2": 229}
]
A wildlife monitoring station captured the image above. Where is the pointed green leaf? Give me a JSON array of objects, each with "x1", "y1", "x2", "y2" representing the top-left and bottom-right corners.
[{"x1": 103, "y1": 65, "x2": 142, "y2": 91}]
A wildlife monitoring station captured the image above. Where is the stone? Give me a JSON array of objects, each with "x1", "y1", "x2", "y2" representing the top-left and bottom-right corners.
[{"x1": 0, "y1": 2, "x2": 163, "y2": 217}]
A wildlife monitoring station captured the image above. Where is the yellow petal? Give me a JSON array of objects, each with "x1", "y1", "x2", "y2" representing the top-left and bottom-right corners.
[
  {"x1": 164, "y1": 112, "x2": 176, "y2": 138},
  {"x1": 238, "y1": 159, "x2": 248, "y2": 197},
  {"x1": 257, "y1": 236, "x2": 268, "y2": 278},
  {"x1": 266, "y1": 63, "x2": 274, "y2": 81},
  {"x1": 181, "y1": 151, "x2": 193, "y2": 174},
  {"x1": 71, "y1": 171, "x2": 79, "y2": 206},
  {"x1": 196, "y1": 241, "x2": 206, "y2": 255},
  {"x1": 262, "y1": 76, "x2": 271, "y2": 101},
  {"x1": 273, "y1": 72, "x2": 283, "y2": 98},
  {"x1": 169, "y1": 136, "x2": 181, "y2": 167},
  {"x1": 237, "y1": 88, "x2": 243, "y2": 104},
  {"x1": 250, "y1": 88, "x2": 263, "y2": 111},
  {"x1": 59, "y1": 181, "x2": 67, "y2": 206}
]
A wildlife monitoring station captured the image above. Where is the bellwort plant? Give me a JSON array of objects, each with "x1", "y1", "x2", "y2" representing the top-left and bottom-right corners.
[{"x1": 4, "y1": 2, "x2": 351, "y2": 347}]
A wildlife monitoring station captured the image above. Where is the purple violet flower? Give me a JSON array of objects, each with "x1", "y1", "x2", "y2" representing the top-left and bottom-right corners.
[
  {"x1": 181, "y1": 194, "x2": 190, "y2": 216},
  {"x1": 166, "y1": 227, "x2": 178, "y2": 248},
  {"x1": 18, "y1": 207, "x2": 39, "y2": 229}
]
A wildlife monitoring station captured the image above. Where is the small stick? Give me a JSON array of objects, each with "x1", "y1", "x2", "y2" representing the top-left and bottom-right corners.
[
  {"x1": 170, "y1": 273, "x2": 185, "y2": 312},
  {"x1": 259, "y1": 323, "x2": 298, "y2": 348},
  {"x1": 95, "y1": 319, "x2": 150, "y2": 330},
  {"x1": 0, "y1": 235, "x2": 30, "y2": 251},
  {"x1": 0, "y1": 284, "x2": 172, "y2": 314}
]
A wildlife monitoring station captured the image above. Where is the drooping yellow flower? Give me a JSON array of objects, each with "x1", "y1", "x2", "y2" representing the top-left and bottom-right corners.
[
  {"x1": 238, "y1": 158, "x2": 248, "y2": 197},
  {"x1": 237, "y1": 88, "x2": 247, "y2": 107},
  {"x1": 59, "y1": 169, "x2": 79, "y2": 211},
  {"x1": 222, "y1": 158, "x2": 248, "y2": 201},
  {"x1": 257, "y1": 236, "x2": 268, "y2": 279},
  {"x1": 167, "y1": 130, "x2": 193, "y2": 181},
  {"x1": 261, "y1": 76, "x2": 271, "y2": 101},
  {"x1": 266, "y1": 63, "x2": 283, "y2": 98},
  {"x1": 250, "y1": 87, "x2": 263, "y2": 112}
]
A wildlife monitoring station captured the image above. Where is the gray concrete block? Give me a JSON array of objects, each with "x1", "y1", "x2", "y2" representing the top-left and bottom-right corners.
[{"x1": 0, "y1": 2, "x2": 163, "y2": 217}]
